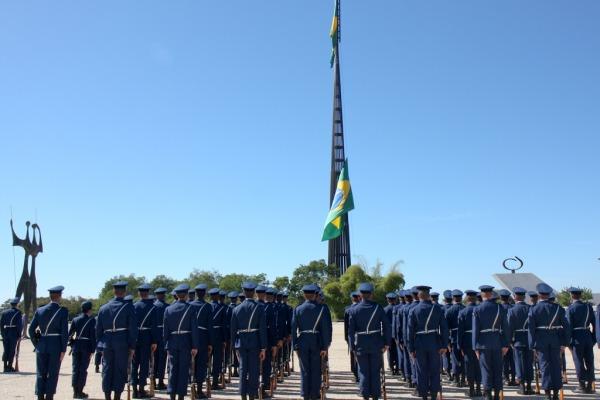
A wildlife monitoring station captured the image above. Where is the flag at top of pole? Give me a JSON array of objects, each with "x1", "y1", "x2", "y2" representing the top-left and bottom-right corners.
[
  {"x1": 330, "y1": 0, "x2": 341, "y2": 67},
  {"x1": 322, "y1": 159, "x2": 354, "y2": 241}
]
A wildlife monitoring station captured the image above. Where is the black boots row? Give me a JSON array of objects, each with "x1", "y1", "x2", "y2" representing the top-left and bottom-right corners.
[
  {"x1": 2, "y1": 360, "x2": 15, "y2": 373},
  {"x1": 37, "y1": 396, "x2": 54, "y2": 400},
  {"x1": 103, "y1": 391, "x2": 122, "y2": 400},
  {"x1": 467, "y1": 382, "x2": 483, "y2": 397},
  {"x1": 575, "y1": 380, "x2": 596, "y2": 394},
  {"x1": 72, "y1": 385, "x2": 89, "y2": 399},
  {"x1": 132, "y1": 385, "x2": 151, "y2": 398}
]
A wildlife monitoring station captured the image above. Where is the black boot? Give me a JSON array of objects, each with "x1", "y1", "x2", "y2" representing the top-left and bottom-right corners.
[
  {"x1": 552, "y1": 390, "x2": 559, "y2": 400},
  {"x1": 38, "y1": 396, "x2": 45, "y2": 400},
  {"x1": 47, "y1": 396, "x2": 54, "y2": 400},
  {"x1": 484, "y1": 390, "x2": 492, "y2": 400},
  {"x1": 170, "y1": 395, "x2": 176, "y2": 400},
  {"x1": 114, "y1": 392, "x2": 122, "y2": 400},
  {"x1": 544, "y1": 390, "x2": 551, "y2": 400},
  {"x1": 575, "y1": 381, "x2": 586, "y2": 393},
  {"x1": 2, "y1": 361, "x2": 7, "y2": 373},
  {"x1": 526, "y1": 381, "x2": 533, "y2": 395},
  {"x1": 157, "y1": 379, "x2": 167, "y2": 390},
  {"x1": 430, "y1": 392, "x2": 437, "y2": 400},
  {"x1": 138, "y1": 386, "x2": 150, "y2": 398},
  {"x1": 73, "y1": 387, "x2": 79, "y2": 398},
  {"x1": 475, "y1": 384, "x2": 482, "y2": 397},
  {"x1": 517, "y1": 383, "x2": 526, "y2": 395},
  {"x1": 104, "y1": 392, "x2": 111, "y2": 400},
  {"x1": 241, "y1": 396, "x2": 247, "y2": 400},
  {"x1": 493, "y1": 389, "x2": 500, "y2": 400},
  {"x1": 178, "y1": 396, "x2": 184, "y2": 400},
  {"x1": 132, "y1": 387, "x2": 139, "y2": 399},
  {"x1": 587, "y1": 381, "x2": 595, "y2": 394},
  {"x1": 468, "y1": 382, "x2": 475, "y2": 397},
  {"x1": 197, "y1": 390, "x2": 208, "y2": 399},
  {"x1": 233, "y1": 367, "x2": 239, "y2": 377}
]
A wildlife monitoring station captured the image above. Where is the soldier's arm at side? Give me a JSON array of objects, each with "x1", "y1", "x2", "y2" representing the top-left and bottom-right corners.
[
  {"x1": 321, "y1": 308, "x2": 332, "y2": 350},
  {"x1": 596, "y1": 306, "x2": 600, "y2": 347},
  {"x1": 406, "y1": 309, "x2": 416, "y2": 355},
  {"x1": 60, "y1": 308, "x2": 69, "y2": 353},
  {"x1": 471, "y1": 308, "x2": 479, "y2": 351},
  {"x1": 162, "y1": 310, "x2": 170, "y2": 345},
  {"x1": 28, "y1": 310, "x2": 39, "y2": 339},
  {"x1": 127, "y1": 304, "x2": 138, "y2": 351},
  {"x1": 527, "y1": 308, "x2": 536, "y2": 350},
  {"x1": 229, "y1": 309, "x2": 237, "y2": 351},
  {"x1": 90, "y1": 317, "x2": 97, "y2": 349},
  {"x1": 290, "y1": 308, "x2": 298, "y2": 350},
  {"x1": 190, "y1": 310, "x2": 199, "y2": 354},
  {"x1": 381, "y1": 307, "x2": 392, "y2": 350},
  {"x1": 439, "y1": 308, "x2": 449, "y2": 352},
  {"x1": 347, "y1": 310, "x2": 356, "y2": 351},
  {"x1": 259, "y1": 307, "x2": 268, "y2": 352}
]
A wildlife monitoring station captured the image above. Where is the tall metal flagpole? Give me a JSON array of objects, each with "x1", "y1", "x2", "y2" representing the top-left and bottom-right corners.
[{"x1": 328, "y1": 0, "x2": 352, "y2": 276}]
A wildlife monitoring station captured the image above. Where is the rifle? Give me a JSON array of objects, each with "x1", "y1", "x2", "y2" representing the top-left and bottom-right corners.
[
  {"x1": 220, "y1": 343, "x2": 227, "y2": 388},
  {"x1": 206, "y1": 348, "x2": 212, "y2": 398},
  {"x1": 290, "y1": 342, "x2": 294, "y2": 372},
  {"x1": 269, "y1": 351, "x2": 278, "y2": 397},
  {"x1": 227, "y1": 341, "x2": 233, "y2": 383},
  {"x1": 259, "y1": 357, "x2": 264, "y2": 400},
  {"x1": 283, "y1": 340, "x2": 291, "y2": 376},
  {"x1": 126, "y1": 351, "x2": 133, "y2": 400},
  {"x1": 320, "y1": 354, "x2": 327, "y2": 400},
  {"x1": 14, "y1": 336, "x2": 21, "y2": 372},
  {"x1": 149, "y1": 349, "x2": 155, "y2": 397},
  {"x1": 380, "y1": 352, "x2": 388, "y2": 400},
  {"x1": 533, "y1": 352, "x2": 541, "y2": 394},
  {"x1": 277, "y1": 345, "x2": 284, "y2": 383},
  {"x1": 190, "y1": 355, "x2": 197, "y2": 400}
]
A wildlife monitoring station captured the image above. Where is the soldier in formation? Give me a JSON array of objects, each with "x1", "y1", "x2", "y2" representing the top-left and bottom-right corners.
[{"x1": 1, "y1": 297, "x2": 22, "y2": 373}]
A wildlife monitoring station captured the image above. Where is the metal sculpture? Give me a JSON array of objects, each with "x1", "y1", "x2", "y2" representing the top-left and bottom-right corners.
[
  {"x1": 11, "y1": 219, "x2": 43, "y2": 318},
  {"x1": 502, "y1": 256, "x2": 523, "y2": 274}
]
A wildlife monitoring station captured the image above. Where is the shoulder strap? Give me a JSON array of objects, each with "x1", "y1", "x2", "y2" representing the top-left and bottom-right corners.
[
  {"x1": 9, "y1": 311, "x2": 19, "y2": 326},
  {"x1": 196, "y1": 303, "x2": 208, "y2": 321},
  {"x1": 212, "y1": 304, "x2": 224, "y2": 320},
  {"x1": 112, "y1": 303, "x2": 128, "y2": 331},
  {"x1": 424, "y1": 304, "x2": 435, "y2": 331},
  {"x1": 140, "y1": 305, "x2": 156, "y2": 329},
  {"x1": 582, "y1": 304, "x2": 590, "y2": 329},
  {"x1": 177, "y1": 304, "x2": 191, "y2": 333},
  {"x1": 491, "y1": 304, "x2": 500, "y2": 331},
  {"x1": 313, "y1": 305, "x2": 325, "y2": 332},
  {"x1": 77, "y1": 317, "x2": 93, "y2": 339},
  {"x1": 247, "y1": 303, "x2": 258, "y2": 331},
  {"x1": 548, "y1": 303, "x2": 561, "y2": 329},
  {"x1": 44, "y1": 306, "x2": 63, "y2": 336}
]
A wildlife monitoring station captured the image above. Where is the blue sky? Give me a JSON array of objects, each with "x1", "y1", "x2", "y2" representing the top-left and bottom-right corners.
[{"x1": 1, "y1": 1, "x2": 599, "y2": 298}]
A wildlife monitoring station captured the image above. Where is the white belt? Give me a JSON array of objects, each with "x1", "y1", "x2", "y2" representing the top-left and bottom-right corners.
[
  {"x1": 416, "y1": 330, "x2": 438, "y2": 335},
  {"x1": 77, "y1": 337, "x2": 90, "y2": 340},
  {"x1": 237, "y1": 329, "x2": 259, "y2": 333},
  {"x1": 300, "y1": 330, "x2": 320, "y2": 334},
  {"x1": 536, "y1": 326, "x2": 563, "y2": 330},
  {"x1": 450, "y1": 328, "x2": 458, "y2": 331},
  {"x1": 104, "y1": 328, "x2": 128, "y2": 333},
  {"x1": 171, "y1": 331, "x2": 191, "y2": 335},
  {"x1": 43, "y1": 333, "x2": 61, "y2": 337},
  {"x1": 3, "y1": 325, "x2": 17, "y2": 328},
  {"x1": 198, "y1": 326, "x2": 208, "y2": 330},
  {"x1": 213, "y1": 325, "x2": 222, "y2": 328},
  {"x1": 139, "y1": 327, "x2": 151, "y2": 331},
  {"x1": 573, "y1": 327, "x2": 589, "y2": 331},
  {"x1": 157, "y1": 325, "x2": 164, "y2": 328},
  {"x1": 480, "y1": 329, "x2": 501, "y2": 333},
  {"x1": 514, "y1": 329, "x2": 528, "y2": 332},
  {"x1": 463, "y1": 330, "x2": 472, "y2": 333}
]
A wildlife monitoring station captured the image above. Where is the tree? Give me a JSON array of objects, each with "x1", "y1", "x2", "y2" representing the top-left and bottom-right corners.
[
  {"x1": 96, "y1": 274, "x2": 147, "y2": 311},
  {"x1": 556, "y1": 287, "x2": 593, "y2": 307},
  {"x1": 186, "y1": 269, "x2": 221, "y2": 290},
  {"x1": 374, "y1": 270, "x2": 405, "y2": 304},
  {"x1": 218, "y1": 273, "x2": 268, "y2": 293},
  {"x1": 272, "y1": 276, "x2": 290, "y2": 291},
  {"x1": 149, "y1": 275, "x2": 180, "y2": 294},
  {"x1": 289, "y1": 259, "x2": 338, "y2": 303}
]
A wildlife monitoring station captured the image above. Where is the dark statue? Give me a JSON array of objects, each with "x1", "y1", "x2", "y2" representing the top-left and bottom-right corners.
[{"x1": 11, "y1": 219, "x2": 43, "y2": 317}]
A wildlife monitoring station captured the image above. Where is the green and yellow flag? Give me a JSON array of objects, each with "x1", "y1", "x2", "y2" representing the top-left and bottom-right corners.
[
  {"x1": 322, "y1": 159, "x2": 354, "y2": 241},
  {"x1": 329, "y1": 0, "x2": 340, "y2": 67}
]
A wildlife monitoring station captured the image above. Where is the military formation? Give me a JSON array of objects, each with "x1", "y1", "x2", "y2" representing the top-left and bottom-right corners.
[{"x1": 1, "y1": 281, "x2": 599, "y2": 400}]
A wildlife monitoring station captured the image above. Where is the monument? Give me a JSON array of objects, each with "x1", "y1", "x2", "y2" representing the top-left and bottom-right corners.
[
  {"x1": 327, "y1": 0, "x2": 352, "y2": 276},
  {"x1": 493, "y1": 256, "x2": 545, "y2": 294},
  {"x1": 11, "y1": 219, "x2": 43, "y2": 318}
]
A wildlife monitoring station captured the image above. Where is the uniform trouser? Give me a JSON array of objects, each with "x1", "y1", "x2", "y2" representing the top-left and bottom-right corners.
[
  {"x1": 168, "y1": 349, "x2": 192, "y2": 396},
  {"x1": 463, "y1": 349, "x2": 481, "y2": 384},
  {"x1": 132, "y1": 341, "x2": 151, "y2": 386},
  {"x1": 403, "y1": 346, "x2": 412, "y2": 381},
  {"x1": 450, "y1": 344, "x2": 464, "y2": 377},
  {"x1": 238, "y1": 347, "x2": 260, "y2": 396},
  {"x1": 261, "y1": 347, "x2": 272, "y2": 386},
  {"x1": 356, "y1": 351, "x2": 383, "y2": 398},
  {"x1": 102, "y1": 347, "x2": 128, "y2": 394},
  {"x1": 503, "y1": 347, "x2": 515, "y2": 380},
  {"x1": 572, "y1": 343, "x2": 596, "y2": 382},
  {"x1": 154, "y1": 341, "x2": 167, "y2": 380},
  {"x1": 297, "y1": 346, "x2": 322, "y2": 399},
  {"x1": 537, "y1": 345, "x2": 562, "y2": 390},
  {"x1": 415, "y1": 348, "x2": 441, "y2": 396},
  {"x1": 479, "y1": 348, "x2": 503, "y2": 391},
  {"x1": 513, "y1": 347, "x2": 533, "y2": 383},
  {"x1": 347, "y1": 343, "x2": 357, "y2": 379},
  {"x1": 94, "y1": 351, "x2": 103, "y2": 367},
  {"x1": 212, "y1": 341, "x2": 224, "y2": 382},
  {"x1": 1, "y1": 335, "x2": 17, "y2": 364},
  {"x1": 411, "y1": 352, "x2": 418, "y2": 383},
  {"x1": 35, "y1": 351, "x2": 61, "y2": 395},
  {"x1": 387, "y1": 340, "x2": 398, "y2": 372},
  {"x1": 395, "y1": 341, "x2": 405, "y2": 376},
  {"x1": 72, "y1": 351, "x2": 91, "y2": 391},
  {"x1": 193, "y1": 347, "x2": 209, "y2": 389},
  {"x1": 443, "y1": 350, "x2": 451, "y2": 374}
]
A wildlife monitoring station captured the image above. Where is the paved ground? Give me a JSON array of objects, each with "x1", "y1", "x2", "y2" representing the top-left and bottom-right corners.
[{"x1": 1, "y1": 322, "x2": 599, "y2": 399}]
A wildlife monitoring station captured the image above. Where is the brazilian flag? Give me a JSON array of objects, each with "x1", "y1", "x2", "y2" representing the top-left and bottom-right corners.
[
  {"x1": 329, "y1": 0, "x2": 340, "y2": 67},
  {"x1": 322, "y1": 159, "x2": 354, "y2": 241}
]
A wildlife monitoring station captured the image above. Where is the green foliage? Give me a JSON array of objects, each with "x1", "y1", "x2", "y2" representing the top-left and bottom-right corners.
[
  {"x1": 218, "y1": 273, "x2": 267, "y2": 293},
  {"x1": 36, "y1": 296, "x2": 94, "y2": 320},
  {"x1": 289, "y1": 259, "x2": 338, "y2": 303},
  {"x1": 149, "y1": 275, "x2": 180, "y2": 294},
  {"x1": 272, "y1": 276, "x2": 290, "y2": 291},
  {"x1": 556, "y1": 287, "x2": 593, "y2": 307},
  {"x1": 185, "y1": 269, "x2": 221, "y2": 290}
]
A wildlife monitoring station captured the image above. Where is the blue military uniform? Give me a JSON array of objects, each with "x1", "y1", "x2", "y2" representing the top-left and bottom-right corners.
[
  {"x1": 384, "y1": 292, "x2": 399, "y2": 375},
  {"x1": 226, "y1": 291, "x2": 240, "y2": 377},
  {"x1": 257, "y1": 285, "x2": 277, "y2": 397},
  {"x1": 131, "y1": 284, "x2": 159, "y2": 398},
  {"x1": 507, "y1": 287, "x2": 534, "y2": 394},
  {"x1": 407, "y1": 286, "x2": 449, "y2": 400},
  {"x1": 566, "y1": 287, "x2": 596, "y2": 393},
  {"x1": 404, "y1": 287, "x2": 420, "y2": 387},
  {"x1": 348, "y1": 283, "x2": 391, "y2": 400},
  {"x1": 1, "y1": 297, "x2": 22, "y2": 372},
  {"x1": 292, "y1": 284, "x2": 332, "y2": 400},
  {"x1": 391, "y1": 291, "x2": 406, "y2": 381},
  {"x1": 281, "y1": 292, "x2": 293, "y2": 376},
  {"x1": 498, "y1": 289, "x2": 516, "y2": 386},
  {"x1": 230, "y1": 282, "x2": 268, "y2": 400},
  {"x1": 164, "y1": 284, "x2": 200, "y2": 399},
  {"x1": 344, "y1": 291, "x2": 360, "y2": 382},
  {"x1": 190, "y1": 283, "x2": 213, "y2": 398},
  {"x1": 96, "y1": 281, "x2": 138, "y2": 399},
  {"x1": 152, "y1": 287, "x2": 169, "y2": 390},
  {"x1": 398, "y1": 291, "x2": 415, "y2": 384},
  {"x1": 208, "y1": 287, "x2": 227, "y2": 389},
  {"x1": 457, "y1": 290, "x2": 482, "y2": 397},
  {"x1": 446, "y1": 289, "x2": 465, "y2": 387},
  {"x1": 441, "y1": 290, "x2": 453, "y2": 378},
  {"x1": 472, "y1": 285, "x2": 510, "y2": 400},
  {"x1": 29, "y1": 286, "x2": 69, "y2": 400},
  {"x1": 528, "y1": 283, "x2": 570, "y2": 399},
  {"x1": 68, "y1": 301, "x2": 97, "y2": 398}
]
